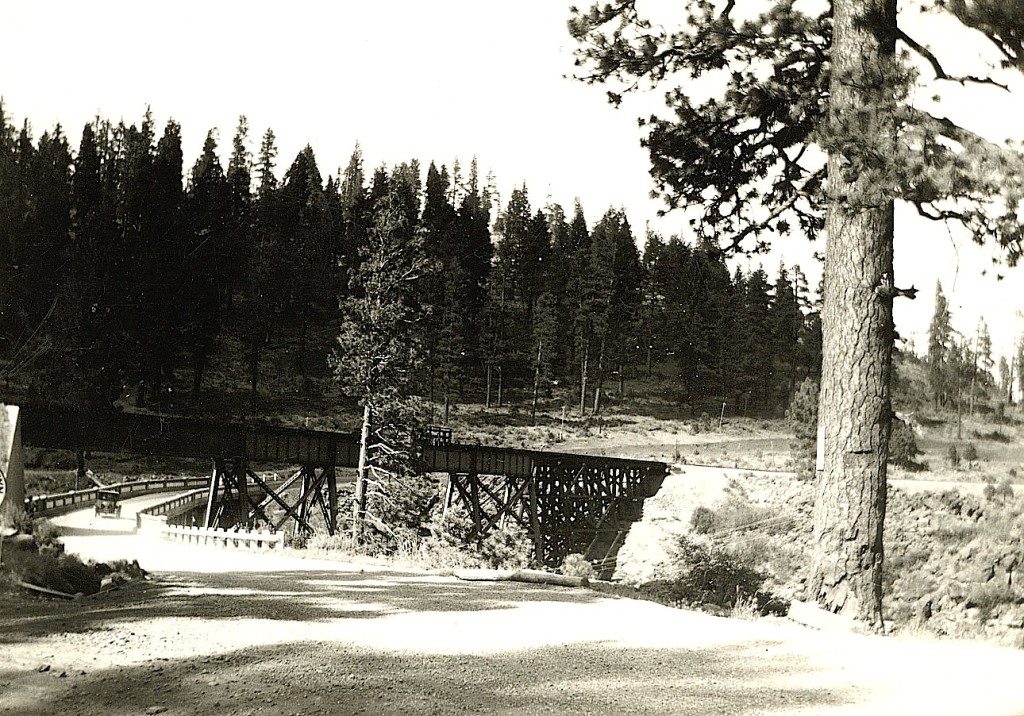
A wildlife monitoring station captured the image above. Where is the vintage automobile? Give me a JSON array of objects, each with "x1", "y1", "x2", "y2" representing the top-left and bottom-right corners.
[{"x1": 94, "y1": 488, "x2": 122, "y2": 519}]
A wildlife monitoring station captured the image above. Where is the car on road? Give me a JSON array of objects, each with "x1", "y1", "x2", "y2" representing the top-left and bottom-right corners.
[{"x1": 94, "y1": 488, "x2": 121, "y2": 519}]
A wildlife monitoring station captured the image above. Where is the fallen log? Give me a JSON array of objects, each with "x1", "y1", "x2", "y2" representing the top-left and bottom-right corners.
[
  {"x1": 454, "y1": 568, "x2": 589, "y2": 588},
  {"x1": 17, "y1": 580, "x2": 79, "y2": 599}
]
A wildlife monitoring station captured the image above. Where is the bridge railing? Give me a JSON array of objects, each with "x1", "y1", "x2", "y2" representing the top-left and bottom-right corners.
[
  {"x1": 161, "y1": 524, "x2": 284, "y2": 550},
  {"x1": 26, "y1": 475, "x2": 211, "y2": 517},
  {"x1": 135, "y1": 488, "x2": 209, "y2": 532}
]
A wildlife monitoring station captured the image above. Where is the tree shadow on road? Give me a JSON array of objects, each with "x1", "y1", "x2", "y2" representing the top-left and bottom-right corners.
[
  {"x1": 0, "y1": 565, "x2": 619, "y2": 641},
  {"x1": 3, "y1": 637, "x2": 849, "y2": 716}
]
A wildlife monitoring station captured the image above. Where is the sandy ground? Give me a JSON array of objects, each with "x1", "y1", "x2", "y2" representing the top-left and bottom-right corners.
[{"x1": 5, "y1": 491, "x2": 1024, "y2": 715}]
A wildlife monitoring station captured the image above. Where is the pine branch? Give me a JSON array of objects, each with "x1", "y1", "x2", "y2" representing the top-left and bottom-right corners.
[{"x1": 897, "y1": 28, "x2": 1009, "y2": 90}]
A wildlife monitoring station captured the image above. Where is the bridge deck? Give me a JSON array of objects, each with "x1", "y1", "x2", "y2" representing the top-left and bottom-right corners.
[{"x1": 19, "y1": 405, "x2": 666, "y2": 479}]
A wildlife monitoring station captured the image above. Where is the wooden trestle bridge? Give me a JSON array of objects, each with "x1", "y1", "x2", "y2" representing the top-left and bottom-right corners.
[{"x1": 19, "y1": 406, "x2": 668, "y2": 574}]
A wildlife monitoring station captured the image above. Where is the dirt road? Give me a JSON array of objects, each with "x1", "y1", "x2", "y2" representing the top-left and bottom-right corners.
[
  {"x1": 3, "y1": 496, "x2": 1024, "y2": 715},
  {"x1": 6, "y1": 483, "x2": 1024, "y2": 716}
]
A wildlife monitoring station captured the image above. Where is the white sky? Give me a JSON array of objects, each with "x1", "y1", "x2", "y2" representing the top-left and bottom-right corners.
[{"x1": 1, "y1": 1, "x2": 1022, "y2": 368}]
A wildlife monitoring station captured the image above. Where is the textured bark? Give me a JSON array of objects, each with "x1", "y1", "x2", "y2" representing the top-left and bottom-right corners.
[
  {"x1": 352, "y1": 403, "x2": 371, "y2": 540},
  {"x1": 810, "y1": 0, "x2": 896, "y2": 623}
]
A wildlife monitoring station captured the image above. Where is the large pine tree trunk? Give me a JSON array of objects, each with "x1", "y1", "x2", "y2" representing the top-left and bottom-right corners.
[{"x1": 810, "y1": 0, "x2": 896, "y2": 624}]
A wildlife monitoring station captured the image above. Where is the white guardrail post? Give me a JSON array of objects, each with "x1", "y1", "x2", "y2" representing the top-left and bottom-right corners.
[{"x1": 160, "y1": 523, "x2": 283, "y2": 551}]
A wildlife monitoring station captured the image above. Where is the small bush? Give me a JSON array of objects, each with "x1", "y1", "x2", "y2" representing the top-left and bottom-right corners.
[
  {"x1": 966, "y1": 582, "x2": 1018, "y2": 624},
  {"x1": 698, "y1": 412, "x2": 713, "y2": 433},
  {"x1": 689, "y1": 506, "x2": 717, "y2": 535},
  {"x1": 284, "y1": 531, "x2": 309, "y2": 550},
  {"x1": 996, "y1": 478, "x2": 1014, "y2": 501},
  {"x1": 306, "y1": 533, "x2": 352, "y2": 552},
  {"x1": 32, "y1": 519, "x2": 64, "y2": 556},
  {"x1": 714, "y1": 494, "x2": 795, "y2": 536},
  {"x1": 561, "y1": 553, "x2": 596, "y2": 579},
  {"x1": 947, "y1": 445, "x2": 961, "y2": 468},
  {"x1": 426, "y1": 504, "x2": 476, "y2": 547},
  {"x1": 650, "y1": 535, "x2": 770, "y2": 609},
  {"x1": 419, "y1": 506, "x2": 533, "y2": 570},
  {"x1": 478, "y1": 524, "x2": 532, "y2": 569},
  {"x1": 962, "y1": 442, "x2": 979, "y2": 467},
  {"x1": 6, "y1": 550, "x2": 101, "y2": 595},
  {"x1": 889, "y1": 419, "x2": 923, "y2": 469},
  {"x1": 419, "y1": 506, "x2": 482, "y2": 568},
  {"x1": 2, "y1": 507, "x2": 34, "y2": 534}
]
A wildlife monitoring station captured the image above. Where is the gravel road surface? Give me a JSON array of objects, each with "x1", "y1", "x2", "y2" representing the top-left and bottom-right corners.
[{"x1": 4, "y1": 492, "x2": 1024, "y2": 715}]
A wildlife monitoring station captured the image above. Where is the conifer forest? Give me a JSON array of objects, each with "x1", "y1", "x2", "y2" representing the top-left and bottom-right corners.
[{"x1": 0, "y1": 104, "x2": 823, "y2": 422}]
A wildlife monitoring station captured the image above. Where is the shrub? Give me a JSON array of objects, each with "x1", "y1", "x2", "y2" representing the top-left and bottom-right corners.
[
  {"x1": 996, "y1": 478, "x2": 1014, "y2": 501},
  {"x1": 284, "y1": 531, "x2": 309, "y2": 550},
  {"x1": 306, "y1": 532, "x2": 352, "y2": 552},
  {"x1": 419, "y1": 506, "x2": 482, "y2": 568},
  {"x1": 478, "y1": 523, "x2": 532, "y2": 569},
  {"x1": 947, "y1": 445, "x2": 961, "y2": 468},
  {"x1": 965, "y1": 582, "x2": 1018, "y2": 624},
  {"x1": 32, "y1": 519, "x2": 64, "y2": 556},
  {"x1": 649, "y1": 535, "x2": 770, "y2": 609},
  {"x1": 426, "y1": 504, "x2": 476, "y2": 547},
  {"x1": 962, "y1": 442, "x2": 979, "y2": 467},
  {"x1": 2, "y1": 506, "x2": 34, "y2": 534},
  {"x1": 689, "y1": 506, "x2": 717, "y2": 535},
  {"x1": 698, "y1": 412, "x2": 713, "y2": 433},
  {"x1": 6, "y1": 550, "x2": 101, "y2": 595},
  {"x1": 561, "y1": 553, "x2": 596, "y2": 579},
  {"x1": 707, "y1": 492, "x2": 795, "y2": 537},
  {"x1": 888, "y1": 419, "x2": 923, "y2": 469},
  {"x1": 418, "y1": 506, "x2": 532, "y2": 569}
]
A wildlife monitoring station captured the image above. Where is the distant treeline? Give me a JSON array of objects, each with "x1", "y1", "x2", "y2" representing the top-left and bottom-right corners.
[{"x1": 0, "y1": 105, "x2": 821, "y2": 417}]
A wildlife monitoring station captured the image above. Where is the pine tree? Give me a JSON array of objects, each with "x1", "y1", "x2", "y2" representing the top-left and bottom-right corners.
[
  {"x1": 770, "y1": 263, "x2": 803, "y2": 407},
  {"x1": 184, "y1": 129, "x2": 229, "y2": 397},
  {"x1": 927, "y1": 280, "x2": 953, "y2": 408},
  {"x1": 455, "y1": 156, "x2": 493, "y2": 368},
  {"x1": 242, "y1": 127, "x2": 282, "y2": 405},
  {"x1": 332, "y1": 186, "x2": 434, "y2": 545},
  {"x1": 277, "y1": 145, "x2": 333, "y2": 390},
  {"x1": 225, "y1": 116, "x2": 253, "y2": 307},
  {"x1": 585, "y1": 208, "x2": 641, "y2": 414},
  {"x1": 530, "y1": 291, "x2": 561, "y2": 422},
  {"x1": 117, "y1": 113, "x2": 183, "y2": 408},
  {"x1": 566, "y1": 202, "x2": 593, "y2": 413},
  {"x1": 337, "y1": 144, "x2": 370, "y2": 280},
  {"x1": 571, "y1": 0, "x2": 1024, "y2": 620}
]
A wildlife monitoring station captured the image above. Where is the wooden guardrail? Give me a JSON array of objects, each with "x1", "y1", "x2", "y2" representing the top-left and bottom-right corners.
[
  {"x1": 161, "y1": 523, "x2": 284, "y2": 550},
  {"x1": 26, "y1": 476, "x2": 211, "y2": 517}
]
